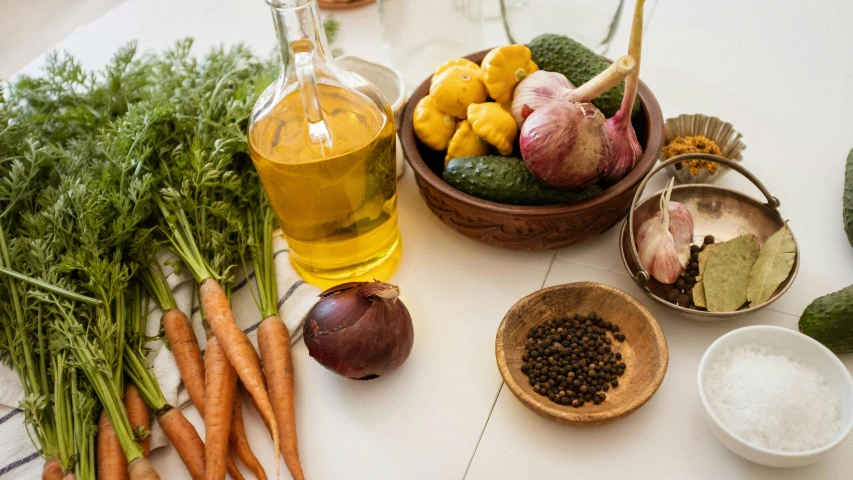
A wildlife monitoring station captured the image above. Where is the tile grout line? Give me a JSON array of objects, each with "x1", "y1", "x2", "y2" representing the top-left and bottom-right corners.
[
  {"x1": 552, "y1": 256, "x2": 802, "y2": 319},
  {"x1": 461, "y1": 251, "x2": 558, "y2": 480}
]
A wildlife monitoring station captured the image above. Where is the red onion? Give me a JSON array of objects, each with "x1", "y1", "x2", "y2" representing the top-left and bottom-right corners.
[
  {"x1": 519, "y1": 56, "x2": 635, "y2": 189},
  {"x1": 303, "y1": 281, "x2": 414, "y2": 380},
  {"x1": 601, "y1": 0, "x2": 645, "y2": 185}
]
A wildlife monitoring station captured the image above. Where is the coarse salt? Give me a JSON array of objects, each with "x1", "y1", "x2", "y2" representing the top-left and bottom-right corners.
[{"x1": 704, "y1": 342, "x2": 841, "y2": 452}]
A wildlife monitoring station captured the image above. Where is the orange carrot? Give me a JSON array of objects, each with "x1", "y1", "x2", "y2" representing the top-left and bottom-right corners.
[
  {"x1": 199, "y1": 279, "x2": 280, "y2": 474},
  {"x1": 258, "y1": 316, "x2": 304, "y2": 480},
  {"x1": 229, "y1": 394, "x2": 267, "y2": 480},
  {"x1": 97, "y1": 411, "x2": 129, "y2": 480},
  {"x1": 125, "y1": 384, "x2": 151, "y2": 458},
  {"x1": 127, "y1": 458, "x2": 160, "y2": 480},
  {"x1": 226, "y1": 454, "x2": 244, "y2": 480},
  {"x1": 204, "y1": 334, "x2": 236, "y2": 480},
  {"x1": 163, "y1": 308, "x2": 206, "y2": 414},
  {"x1": 157, "y1": 407, "x2": 205, "y2": 480},
  {"x1": 42, "y1": 457, "x2": 62, "y2": 480}
]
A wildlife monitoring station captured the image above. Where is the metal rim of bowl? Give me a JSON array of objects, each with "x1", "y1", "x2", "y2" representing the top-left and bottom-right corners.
[{"x1": 619, "y1": 153, "x2": 800, "y2": 320}]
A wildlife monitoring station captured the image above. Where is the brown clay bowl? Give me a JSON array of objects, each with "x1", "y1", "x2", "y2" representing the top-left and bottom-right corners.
[
  {"x1": 495, "y1": 282, "x2": 668, "y2": 425},
  {"x1": 400, "y1": 48, "x2": 665, "y2": 250}
]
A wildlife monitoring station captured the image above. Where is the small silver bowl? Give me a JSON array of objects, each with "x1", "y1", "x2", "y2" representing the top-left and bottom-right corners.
[
  {"x1": 661, "y1": 114, "x2": 746, "y2": 184},
  {"x1": 620, "y1": 154, "x2": 799, "y2": 320}
]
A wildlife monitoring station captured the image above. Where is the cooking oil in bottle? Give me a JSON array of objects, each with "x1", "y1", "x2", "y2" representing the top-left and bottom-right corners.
[{"x1": 249, "y1": 0, "x2": 400, "y2": 287}]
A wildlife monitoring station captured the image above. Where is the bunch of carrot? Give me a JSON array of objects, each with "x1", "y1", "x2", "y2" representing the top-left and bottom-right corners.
[{"x1": 0, "y1": 40, "x2": 306, "y2": 480}]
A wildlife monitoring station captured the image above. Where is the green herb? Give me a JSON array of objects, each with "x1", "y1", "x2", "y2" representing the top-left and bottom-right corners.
[
  {"x1": 324, "y1": 17, "x2": 341, "y2": 45},
  {"x1": 703, "y1": 234, "x2": 760, "y2": 313}
]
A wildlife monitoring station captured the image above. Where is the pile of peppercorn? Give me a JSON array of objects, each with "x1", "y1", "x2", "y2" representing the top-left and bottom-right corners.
[
  {"x1": 521, "y1": 313, "x2": 626, "y2": 408},
  {"x1": 665, "y1": 235, "x2": 715, "y2": 309}
]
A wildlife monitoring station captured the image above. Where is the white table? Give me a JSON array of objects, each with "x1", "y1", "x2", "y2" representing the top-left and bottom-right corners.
[{"x1": 9, "y1": 0, "x2": 853, "y2": 478}]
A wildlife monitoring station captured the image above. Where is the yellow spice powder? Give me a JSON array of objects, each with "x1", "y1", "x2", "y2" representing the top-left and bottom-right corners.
[{"x1": 662, "y1": 135, "x2": 723, "y2": 175}]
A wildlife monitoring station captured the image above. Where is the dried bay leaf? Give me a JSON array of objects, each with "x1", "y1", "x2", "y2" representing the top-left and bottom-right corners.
[
  {"x1": 704, "y1": 234, "x2": 760, "y2": 312},
  {"x1": 747, "y1": 224, "x2": 796, "y2": 306},
  {"x1": 693, "y1": 243, "x2": 721, "y2": 308}
]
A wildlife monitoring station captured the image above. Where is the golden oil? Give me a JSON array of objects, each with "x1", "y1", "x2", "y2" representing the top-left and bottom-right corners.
[{"x1": 249, "y1": 84, "x2": 400, "y2": 286}]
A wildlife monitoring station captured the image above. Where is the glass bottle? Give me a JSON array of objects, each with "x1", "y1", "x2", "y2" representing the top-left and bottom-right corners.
[{"x1": 249, "y1": 0, "x2": 401, "y2": 287}]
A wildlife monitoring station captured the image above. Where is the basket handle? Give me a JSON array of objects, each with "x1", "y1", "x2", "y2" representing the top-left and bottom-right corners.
[{"x1": 627, "y1": 153, "x2": 780, "y2": 288}]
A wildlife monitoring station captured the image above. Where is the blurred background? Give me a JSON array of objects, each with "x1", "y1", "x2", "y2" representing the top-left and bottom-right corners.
[{"x1": 0, "y1": 0, "x2": 124, "y2": 78}]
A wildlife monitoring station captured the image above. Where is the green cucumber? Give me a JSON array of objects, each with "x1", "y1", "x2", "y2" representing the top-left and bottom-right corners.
[
  {"x1": 799, "y1": 285, "x2": 853, "y2": 354},
  {"x1": 443, "y1": 156, "x2": 602, "y2": 206}
]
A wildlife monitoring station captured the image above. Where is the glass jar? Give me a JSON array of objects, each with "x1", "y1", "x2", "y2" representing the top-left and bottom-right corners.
[
  {"x1": 378, "y1": 0, "x2": 485, "y2": 87},
  {"x1": 500, "y1": 0, "x2": 657, "y2": 55},
  {"x1": 249, "y1": 0, "x2": 401, "y2": 287}
]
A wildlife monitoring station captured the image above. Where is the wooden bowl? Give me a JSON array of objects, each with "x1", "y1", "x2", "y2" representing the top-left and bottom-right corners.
[
  {"x1": 495, "y1": 282, "x2": 668, "y2": 425},
  {"x1": 400, "y1": 48, "x2": 665, "y2": 250}
]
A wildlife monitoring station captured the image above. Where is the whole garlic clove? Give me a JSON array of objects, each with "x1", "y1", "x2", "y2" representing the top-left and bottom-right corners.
[{"x1": 636, "y1": 179, "x2": 695, "y2": 284}]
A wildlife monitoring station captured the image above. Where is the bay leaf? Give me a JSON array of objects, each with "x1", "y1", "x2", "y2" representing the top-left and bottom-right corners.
[
  {"x1": 747, "y1": 224, "x2": 796, "y2": 306},
  {"x1": 704, "y1": 234, "x2": 760, "y2": 312},
  {"x1": 693, "y1": 243, "x2": 721, "y2": 308}
]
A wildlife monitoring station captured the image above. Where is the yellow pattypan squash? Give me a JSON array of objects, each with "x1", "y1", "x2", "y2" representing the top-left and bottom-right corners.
[
  {"x1": 480, "y1": 44, "x2": 538, "y2": 104},
  {"x1": 413, "y1": 95, "x2": 457, "y2": 151},
  {"x1": 433, "y1": 58, "x2": 481, "y2": 80},
  {"x1": 467, "y1": 102, "x2": 517, "y2": 156},
  {"x1": 429, "y1": 66, "x2": 488, "y2": 119},
  {"x1": 445, "y1": 119, "x2": 490, "y2": 164}
]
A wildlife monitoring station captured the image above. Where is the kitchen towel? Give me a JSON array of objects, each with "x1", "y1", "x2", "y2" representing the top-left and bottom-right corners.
[{"x1": 0, "y1": 232, "x2": 319, "y2": 479}]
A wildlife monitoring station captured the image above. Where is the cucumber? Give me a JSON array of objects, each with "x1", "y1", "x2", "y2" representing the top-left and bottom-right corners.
[
  {"x1": 799, "y1": 285, "x2": 853, "y2": 354},
  {"x1": 844, "y1": 147, "x2": 853, "y2": 248},
  {"x1": 443, "y1": 156, "x2": 602, "y2": 206}
]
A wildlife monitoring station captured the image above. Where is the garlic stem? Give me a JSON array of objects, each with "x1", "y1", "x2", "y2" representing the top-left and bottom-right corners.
[
  {"x1": 613, "y1": 0, "x2": 645, "y2": 123},
  {"x1": 569, "y1": 55, "x2": 636, "y2": 104}
]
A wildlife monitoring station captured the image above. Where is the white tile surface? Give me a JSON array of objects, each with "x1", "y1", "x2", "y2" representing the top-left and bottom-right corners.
[{"x1": 466, "y1": 258, "x2": 853, "y2": 480}]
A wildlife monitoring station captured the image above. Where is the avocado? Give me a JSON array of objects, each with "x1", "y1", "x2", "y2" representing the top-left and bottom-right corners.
[
  {"x1": 443, "y1": 156, "x2": 602, "y2": 206},
  {"x1": 529, "y1": 33, "x2": 640, "y2": 118},
  {"x1": 799, "y1": 285, "x2": 853, "y2": 354},
  {"x1": 844, "y1": 147, "x2": 853, "y2": 248}
]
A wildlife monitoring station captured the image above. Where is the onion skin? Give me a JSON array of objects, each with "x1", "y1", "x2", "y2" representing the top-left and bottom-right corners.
[
  {"x1": 519, "y1": 102, "x2": 610, "y2": 189},
  {"x1": 510, "y1": 71, "x2": 574, "y2": 129},
  {"x1": 303, "y1": 281, "x2": 414, "y2": 380}
]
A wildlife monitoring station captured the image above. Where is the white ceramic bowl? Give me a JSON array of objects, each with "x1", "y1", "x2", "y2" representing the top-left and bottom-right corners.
[
  {"x1": 336, "y1": 55, "x2": 407, "y2": 178},
  {"x1": 697, "y1": 325, "x2": 853, "y2": 468}
]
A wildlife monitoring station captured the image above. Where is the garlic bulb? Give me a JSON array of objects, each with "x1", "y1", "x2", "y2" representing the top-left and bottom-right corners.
[
  {"x1": 510, "y1": 71, "x2": 575, "y2": 129},
  {"x1": 601, "y1": 0, "x2": 645, "y2": 185},
  {"x1": 518, "y1": 56, "x2": 635, "y2": 189},
  {"x1": 636, "y1": 179, "x2": 694, "y2": 284}
]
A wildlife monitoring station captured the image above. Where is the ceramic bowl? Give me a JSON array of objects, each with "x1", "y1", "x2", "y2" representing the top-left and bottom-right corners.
[
  {"x1": 698, "y1": 326, "x2": 853, "y2": 467},
  {"x1": 661, "y1": 114, "x2": 746, "y2": 184},
  {"x1": 495, "y1": 282, "x2": 668, "y2": 426},
  {"x1": 336, "y1": 55, "x2": 407, "y2": 178},
  {"x1": 400, "y1": 48, "x2": 664, "y2": 250}
]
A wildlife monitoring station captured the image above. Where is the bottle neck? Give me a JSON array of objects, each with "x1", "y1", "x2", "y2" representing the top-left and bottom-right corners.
[
  {"x1": 269, "y1": 0, "x2": 331, "y2": 77},
  {"x1": 268, "y1": 0, "x2": 333, "y2": 149}
]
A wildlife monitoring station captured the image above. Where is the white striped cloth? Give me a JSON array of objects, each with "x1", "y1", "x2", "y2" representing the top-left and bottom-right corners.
[{"x1": 0, "y1": 233, "x2": 320, "y2": 479}]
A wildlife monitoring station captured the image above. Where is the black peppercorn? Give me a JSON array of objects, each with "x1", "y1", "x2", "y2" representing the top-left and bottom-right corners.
[
  {"x1": 520, "y1": 313, "x2": 627, "y2": 408},
  {"x1": 704, "y1": 235, "x2": 715, "y2": 245},
  {"x1": 667, "y1": 288, "x2": 681, "y2": 302}
]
